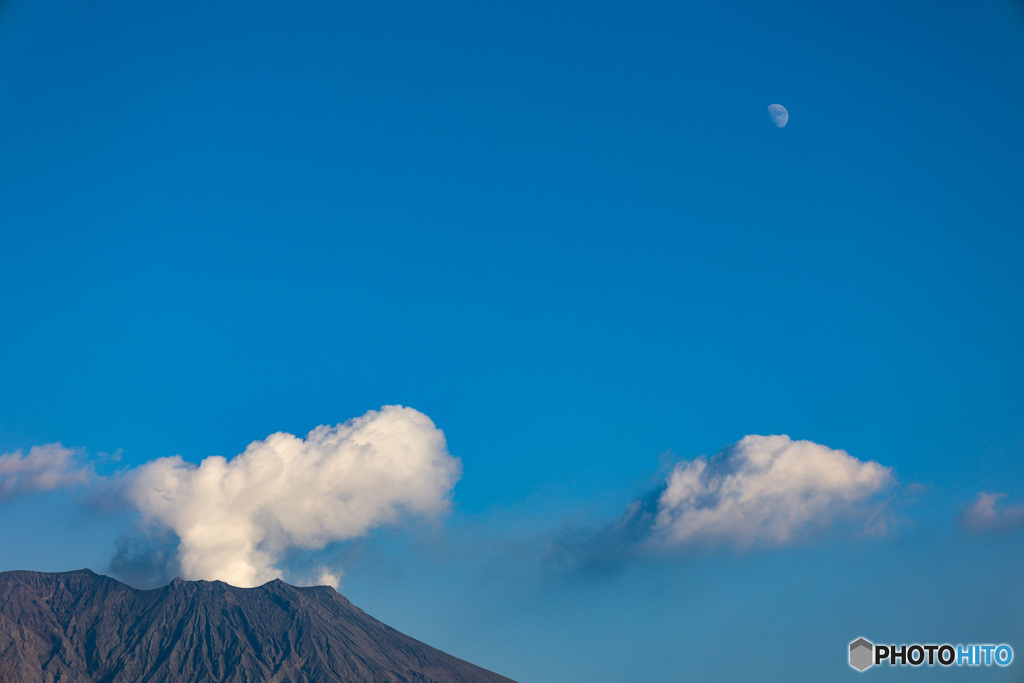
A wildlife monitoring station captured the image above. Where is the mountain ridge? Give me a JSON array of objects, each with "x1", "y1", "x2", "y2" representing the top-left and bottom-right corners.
[{"x1": 0, "y1": 568, "x2": 516, "y2": 683}]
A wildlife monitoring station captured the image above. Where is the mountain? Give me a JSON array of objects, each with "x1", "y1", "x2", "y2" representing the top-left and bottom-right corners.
[{"x1": 0, "y1": 569, "x2": 516, "y2": 683}]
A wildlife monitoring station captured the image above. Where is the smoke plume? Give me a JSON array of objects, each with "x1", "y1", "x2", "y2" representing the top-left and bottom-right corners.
[{"x1": 125, "y1": 405, "x2": 460, "y2": 587}]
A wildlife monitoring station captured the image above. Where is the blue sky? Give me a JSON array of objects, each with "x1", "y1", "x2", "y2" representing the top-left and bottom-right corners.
[{"x1": 2, "y1": 0, "x2": 1023, "y2": 680}]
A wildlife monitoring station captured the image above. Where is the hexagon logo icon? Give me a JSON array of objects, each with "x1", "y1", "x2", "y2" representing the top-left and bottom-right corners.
[{"x1": 850, "y1": 638, "x2": 874, "y2": 672}]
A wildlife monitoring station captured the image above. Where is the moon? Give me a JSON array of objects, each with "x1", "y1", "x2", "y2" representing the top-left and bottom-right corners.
[{"x1": 767, "y1": 104, "x2": 789, "y2": 128}]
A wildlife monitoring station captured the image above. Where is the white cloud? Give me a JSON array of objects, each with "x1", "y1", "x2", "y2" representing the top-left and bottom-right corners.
[
  {"x1": 314, "y1": 567, "x2": 343, "y2": 589},
  {"x1": 0, "y1": 444, "x2": 92, "y2": 500},
  {"x1": 126, "y1": 405, "x2": 461, "y2": 587},
  {"x1": 960, "y1": 492, "x2": 1024, "y2": 534},
  {"x1": 651, "y1": 435, "x2": 893, "y2": 548}
]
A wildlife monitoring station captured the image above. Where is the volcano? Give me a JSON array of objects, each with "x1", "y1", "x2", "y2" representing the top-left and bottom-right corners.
[{"x1": 0, "y1": 569, "x2": 515, "y2": 683}]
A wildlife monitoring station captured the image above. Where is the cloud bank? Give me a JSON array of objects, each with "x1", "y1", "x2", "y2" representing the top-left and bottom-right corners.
[
  {"x1": 0, "y1": 444, "x2": 92, "y2": 501},
  {"x1": 550, "y1": 435, "x2": 894, "y2": 574},
  {"x1": 125, "y1": 405, "x2": 460, "y2": 587},
  {"x1": 960, "y1": 492, "x2": 1024, "y2": 534},
  {"x1": 0, "y1": 427, "x2": 901, "y2": 585}
]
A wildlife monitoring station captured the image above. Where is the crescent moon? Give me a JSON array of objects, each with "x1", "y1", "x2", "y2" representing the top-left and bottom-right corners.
[{"x1": 767, "y1": 104, "x2": 789, "y2": 128}]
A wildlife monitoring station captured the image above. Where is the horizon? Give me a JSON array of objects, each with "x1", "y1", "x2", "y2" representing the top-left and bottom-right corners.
[{"x1": 2, "y1": 0, "x2": 1023, "y2": 680}]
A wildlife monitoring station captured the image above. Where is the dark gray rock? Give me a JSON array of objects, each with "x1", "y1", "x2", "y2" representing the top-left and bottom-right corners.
[{"x1": 0, "y1": 569, "x2": 515, "y2": 683}]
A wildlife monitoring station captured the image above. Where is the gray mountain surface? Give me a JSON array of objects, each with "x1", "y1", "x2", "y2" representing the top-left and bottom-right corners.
[{"x1": 0, "y1": 569, "x2": 515, "y2": 683}]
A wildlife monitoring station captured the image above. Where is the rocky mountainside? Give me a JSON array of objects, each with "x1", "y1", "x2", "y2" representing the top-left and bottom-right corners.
[{"x1": 0, "y1": 569, "x2": 515, "y2": 683}]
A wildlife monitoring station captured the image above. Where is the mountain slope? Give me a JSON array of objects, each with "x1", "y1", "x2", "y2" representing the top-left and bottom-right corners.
[{"x1": 0, "y1": 569, "x2": 515, "y2": 683}]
